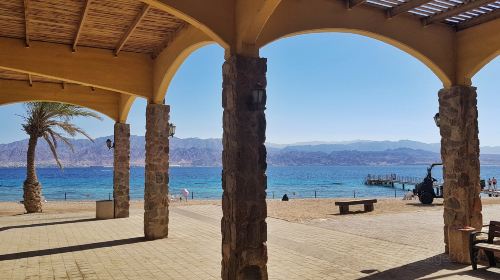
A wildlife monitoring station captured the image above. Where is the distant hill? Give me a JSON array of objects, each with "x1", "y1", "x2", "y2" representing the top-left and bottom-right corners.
[
  {"x1": 2, "y1": 137, "x2": 500, "y2": 167},
  {"x1": 281, "y1": 140, "x2": 441, "y2": 153},
  {"x1": 0, "y1": 136, "x2": 222, "y2": 167}
]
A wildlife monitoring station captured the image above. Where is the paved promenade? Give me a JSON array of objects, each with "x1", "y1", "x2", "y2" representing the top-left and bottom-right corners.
[{"x1": 0, "y1": 203, "x2": 499, "y2": 279}]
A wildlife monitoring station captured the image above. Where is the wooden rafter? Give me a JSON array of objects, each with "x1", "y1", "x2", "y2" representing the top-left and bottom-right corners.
[
  {"x1": 346, "y1": 0, "x2": 366, "y2": 9},
  {"x1": 23, "y1": 0, "x2": 29, "y2": 47},
  {"x1": 456, "y1": 9, "x2": 500, "y2": 30},
  {"x1": 115, "y1": 4, "x2": 151, "y2": 56},
  {"x1": 387, "y1": 0, "x2": 433, "y2": 18},
  {"x1": 424, "y1": 0, "x2": 498, "y2": 25},
  {"x1": 73, "y1": 0, "x2": 92, "y2": 52}
]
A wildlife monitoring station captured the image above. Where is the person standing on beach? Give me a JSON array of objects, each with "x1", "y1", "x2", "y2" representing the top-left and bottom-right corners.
[
  {"x1": 493, "y1": 177, "x2": 497, "y2": 190},
  {"x1": 488, "y1": 178, "x2": 492, "y2": 190}
]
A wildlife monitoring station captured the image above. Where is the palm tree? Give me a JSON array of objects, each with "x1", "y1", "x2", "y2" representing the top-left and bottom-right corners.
[{"x1": 20, "y1": 102, "x2": 102, "y2": 213}]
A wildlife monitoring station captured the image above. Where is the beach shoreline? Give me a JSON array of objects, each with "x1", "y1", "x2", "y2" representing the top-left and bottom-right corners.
[{"x1": 3, "y1": 197, "x2": 500, "y2": 222}]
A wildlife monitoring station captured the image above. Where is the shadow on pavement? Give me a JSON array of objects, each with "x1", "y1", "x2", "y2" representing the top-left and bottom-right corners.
[
  {"x1": 0, "y1": 217, "x2": 96, "y2": 232},
  {"x1": 0, "y1": 237, "x2": 145, "y2": 261},
  {"x1": 359, "y1": 253, "x2": 499, "y2": 280}
]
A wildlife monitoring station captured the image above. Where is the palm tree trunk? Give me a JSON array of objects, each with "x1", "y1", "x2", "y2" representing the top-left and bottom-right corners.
[{"x1": 23, "y1": 135, "x2": 42, "y2": 213}]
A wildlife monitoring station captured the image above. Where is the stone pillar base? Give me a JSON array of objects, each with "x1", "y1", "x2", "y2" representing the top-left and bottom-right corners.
[
  {"x1": 221, "y1": 55, "x2": 268, "y2": 280},
  {"x1": 448, "y1": 226, "x2": 475, "y2": 264},
  {"x1": 113, "y1": 122, "x2": 130, "y2": 218},
  {"x1": 144, "y1": 103, "x2": 170, "y2": 240},
  {"x1": 439, "y1": 85, "x2": 482, "y2": 257}
]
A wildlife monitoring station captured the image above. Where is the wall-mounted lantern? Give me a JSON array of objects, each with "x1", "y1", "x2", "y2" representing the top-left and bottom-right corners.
[
  {"x1": 434, "y1": 113, "x2": 440, "y2": 128},
  {"x1": 249, "y1": 87, "x2": 266, "y2": 110},
  {"x1": 169, "y1": 123, "x2": 176, "y2": 138},
  {"x1": 106, "y1": 138, "x2": 114, "y2": 150}
]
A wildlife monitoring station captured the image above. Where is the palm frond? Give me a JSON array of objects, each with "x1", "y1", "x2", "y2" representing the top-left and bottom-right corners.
[
  {"x1": 21, "y1": 102, "x2": 103, "y2": 169},
  {"x1": 48, "y1": 129, "x2": 74, "y2": 152},
  {"x1": 43, "y1": 134, "x2": 62, "y2": 169}
]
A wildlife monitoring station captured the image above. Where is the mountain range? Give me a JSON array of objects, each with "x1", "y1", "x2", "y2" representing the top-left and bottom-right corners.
[{"x1": 2, "y1": 137, "x2": 500, "y2": 167}]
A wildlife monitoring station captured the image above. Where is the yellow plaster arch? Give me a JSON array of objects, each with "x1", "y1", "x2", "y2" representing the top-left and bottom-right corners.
[
  {"x1": 118, "y1": 95, "x2": 136, "y2": 123},
  {"x1": 257, "y1": 0, "x2": 455, "y2": 88},
  {"x1": 261, "y1": 28, "x2": 452, "y2": 87},
  {"x1": 456, "y1": 19, "x2": 500, "y2": 85},
  {"x1": 0, "y1": 80, "x2": 120, "y2": 121},
  {"x1": 153, "y1": 25, "x2": 214, "y2": 103},
  {"x1": 0, "y1": 100, "x2": 116, "y2": 122},
  {"x1": 140, "y1": 0, "x2": 231, "y2": 50},
  {"x1": 469, "y1": 52, "x2": 500, "y2": 81}
]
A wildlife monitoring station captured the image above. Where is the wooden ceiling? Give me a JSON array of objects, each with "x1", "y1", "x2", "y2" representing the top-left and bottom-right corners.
[
  {"x1": 0, "y1": 0, "x2": 185, "y2": 55},
  {"x1": 0, "y1": 0, "x2": 185, "y2": 86},
  {"x1": 0, "y1": 0, "x2": 497, "y2": 86}
]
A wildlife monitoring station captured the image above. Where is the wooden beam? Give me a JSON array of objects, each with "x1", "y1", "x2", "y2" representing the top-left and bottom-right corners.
[
  {"x1": 424, "y1": 0, "x2": 498, "y2": 25},
  {"x1": 387, "y1": 0, "x2": 433, "y2": 18},
  {"x1": 456, "y1": 9, "x2": 500, "y2": 30},
  {"x1": 73, "y1": 0, "x2": 92, "y2": 52},
  {"x1": 0, "y1": 37, "x2": 154, "y2": 99},
  {"x1": 115, "y1": 4, "x2": 150, "y2": 56},
  {"x1": 23, "y1": 0, "x2": 29, "y2": 47},
  {"x1": 347, "y1": 0, "x2": 366, "y2": 9}
]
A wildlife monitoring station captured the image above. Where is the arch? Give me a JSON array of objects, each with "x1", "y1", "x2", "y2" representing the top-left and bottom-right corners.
[
  {"x1": 257, "y1": 0, "x2": 455, "y2": 87},
  {"x1": 235, "y1": 0, "x2": 281, "y2": 55},
  {"x1": 469, "y1": 52, "x2": 500, "y2": 82},
  {"x1": 140, "y1": 0, "x2": 231, "y2": 49},
  {"x1": 457, "y1": 19, "x2": 500, "y2": 84},
  {"x1": 119, "y1": 95, "x2": 136, "y2": 123},
  {"x1": 0, "y1": 80, "x2": 120, "y2": 121},
  {"x1": 153, "y1": 25, "x2": 214, "y2": 104}
]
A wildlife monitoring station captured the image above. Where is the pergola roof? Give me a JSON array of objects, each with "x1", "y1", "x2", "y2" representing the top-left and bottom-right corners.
[
  {"x1": 0, "y1": 0, "x2": 498, "y2": 122},
  {"x1": 0, "y1": 0, "x2": 185, "y2": 55},
  {"x1": 362, "y1": 0, "x2": 500, "y2": 29}
]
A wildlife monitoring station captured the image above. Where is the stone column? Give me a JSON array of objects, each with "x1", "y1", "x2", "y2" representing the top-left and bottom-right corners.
[
  {"x1": 221, "y1": 55, "x2": 268, "y2": 280},
  {"x1": 439, "y1": 85, "x2": 482, "y2": 261},
  {"x1": 113, "y1": 122, "x2": 130, "y2": 218},
  {"x1": 144, "y1": 103, "x2": 170, "y2": 240}
]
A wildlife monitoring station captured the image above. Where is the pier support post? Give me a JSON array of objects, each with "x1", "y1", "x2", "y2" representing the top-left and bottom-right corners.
[
  {"x1": 439, "y1": 85, "x2": 482, "y2": 262},
  {"x1": 113, "y1": 122, "x2": 130, "y2": 218},
  {"x1": 221, "y1": 55, "x2": 268, "y2": 280},
  {"x1": 144, "y1": 103, "x2": 170, "y2": 240}
]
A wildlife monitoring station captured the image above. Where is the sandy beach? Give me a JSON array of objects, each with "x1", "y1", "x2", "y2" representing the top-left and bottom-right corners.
[{"x1": 3, "y1": 197, "x2": 500, "y2": 223}]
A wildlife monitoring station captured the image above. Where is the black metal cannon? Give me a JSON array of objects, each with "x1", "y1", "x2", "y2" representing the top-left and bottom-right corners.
[{"x1": 413, "y1": 163, "x2": 443, "y2": 204}]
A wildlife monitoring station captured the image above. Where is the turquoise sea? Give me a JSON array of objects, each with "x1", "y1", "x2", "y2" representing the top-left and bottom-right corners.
[{"x1": 0, "y1": 165, "x2": 499, "y2": 201}]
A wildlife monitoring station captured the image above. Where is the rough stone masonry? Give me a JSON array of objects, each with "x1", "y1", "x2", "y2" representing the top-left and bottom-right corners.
[
  {"x1": 144, "y1": 103, "x2": 170, "y2": 240},
  {"x1": 439, "y1": 85, "x2": 482, "y2": 262},
  {"x1": 113, "y1": 122, "x2": 130, "y2": 218},
  {"x1": 221, "y1": 55, "x2": 269, "y2": 280}
]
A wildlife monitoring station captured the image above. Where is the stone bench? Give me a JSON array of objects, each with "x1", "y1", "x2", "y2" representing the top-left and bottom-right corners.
[
  {"x1": 334, "y1": 199, "x2": 377, "y2": 215},
  {"x1": 470, "y1": 220, "x2": 500, "y2": 270}
]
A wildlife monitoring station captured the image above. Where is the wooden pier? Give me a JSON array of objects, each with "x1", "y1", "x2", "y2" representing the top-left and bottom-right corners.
[
  {"x1": 364, "y1": 174, "x2": 437, "y2": 190},
  {"x1": 482, "y1": 189, "x2": 500, "y2": 197}
]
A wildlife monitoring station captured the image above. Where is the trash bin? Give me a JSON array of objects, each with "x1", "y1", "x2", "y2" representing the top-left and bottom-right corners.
[{"x1": 96, "y1": 200, "x2": 114, "y2": 219}]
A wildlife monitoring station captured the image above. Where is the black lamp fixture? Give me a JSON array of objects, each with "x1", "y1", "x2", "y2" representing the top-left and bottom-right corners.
[
  {"x1": 106, "y1": 138, "x2": 114, "y2": 150},
  {"x1": 434, "y1": 113, "x2": 440, "y2": 128},
  {"x1": 169, "y1": 123, "x2": 176, "y2": 138},
  {"x1": 249, "y1": 86, "x2": 266, "y2": 110}
]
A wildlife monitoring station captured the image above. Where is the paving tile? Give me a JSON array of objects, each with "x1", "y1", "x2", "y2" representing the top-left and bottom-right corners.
[{"x1": 1, "y1": 204, "x2": 500, "y2": 279}]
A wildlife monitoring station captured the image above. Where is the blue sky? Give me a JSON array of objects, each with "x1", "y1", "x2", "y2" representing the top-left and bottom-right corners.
[{"x1": 0, "y1": 33, "x2": 498, "y2": 145}]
